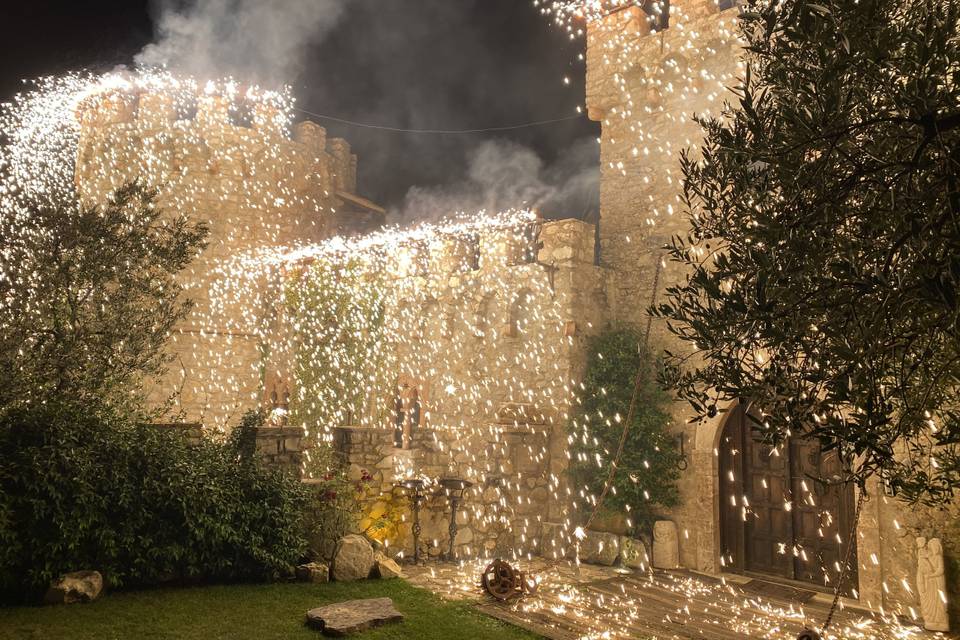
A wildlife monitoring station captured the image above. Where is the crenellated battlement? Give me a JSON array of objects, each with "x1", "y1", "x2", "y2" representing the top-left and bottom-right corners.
[
  {"x1": 381, "y1": 217, "x2": 597, "y2": 282},
  {"x1": 585, "y1": 1, "x2": 741, "y2": 120},
  {"x1": 75, "y1": 88, "x2": 360, "y2": 201}
]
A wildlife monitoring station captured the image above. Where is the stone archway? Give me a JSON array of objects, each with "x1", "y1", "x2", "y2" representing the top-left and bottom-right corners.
[
  {"x1": 716, "y1": 402, "x2": 859, "y2": 594},
  {"x1": 689, "y1": 398, "x2": 741, "y2": 575}
]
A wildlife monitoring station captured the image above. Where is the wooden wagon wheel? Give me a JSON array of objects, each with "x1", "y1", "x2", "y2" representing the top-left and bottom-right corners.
[
  {"x1": 481, "y1": 559, "x2": 537, "y2": 601},
  {"x1": 482, "y1": 559, "x2": 521, "y2": 601}
]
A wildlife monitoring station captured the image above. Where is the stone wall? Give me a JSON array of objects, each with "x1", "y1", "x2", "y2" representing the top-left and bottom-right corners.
[
  {"x1": 586, "y1": 0, "x2": 959, "y2": 623},
  {"x1": 586, "y1": 0, "x2": 741, "y2": 571},
  {"x1": 74, "y1": 89, "x2": 382, "y2": 429},
  {"x1": 254, "y1": 425, "x2": 307, "y2": 473},
  {"x1": 316, "y1": 219, "x2": 613, "y2": 561}
]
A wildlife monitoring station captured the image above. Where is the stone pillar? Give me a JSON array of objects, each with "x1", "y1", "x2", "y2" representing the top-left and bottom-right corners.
[
  {"x1": 253, "y1": 103, "x2": 286, "y2": 139},
  {"x1": 254, "y1": 425, "x2": 306, "y2": 475},
  {"x1": 294, "y1": 121, "x2": 328, "y2": 156},
  {"x1": 196, "y1": 95, "x2": 230, "y2": 129},
  {"x1": 327, "y1": 138, "x2": 353, "y2": 192},
  {"x1": 428, "y1": 237, "x2": 477, "y2": 275},
  {"x1": 538, "y1": 219, "x2": 596, "y2": 266},
  {"x1": 480, "y1": 227, "x2": 530, "y2": 269}
]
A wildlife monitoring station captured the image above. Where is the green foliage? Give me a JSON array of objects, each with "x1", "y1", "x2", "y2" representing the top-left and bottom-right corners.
[
  {"x1": 0, "y1": 399, "x2": 308, "y2": 603},
  {"x1": 302, "y1": 469, "x2": 374, "y2": 561},
  {"x1": 569, "y1": 328, "x2": 681, "y2": 533},
  {"x1": 283, "y1": 258, "x2": 386, "y2": 438},
  {"x1": 0, "y1": 181, "x2": 208, "y2": 414},
  {"x1": 228, "y1": 409, "x2": 265, "y2": 463},
  {"x1": 655, "y1": 0, "x2": 960, "y2": 504}
]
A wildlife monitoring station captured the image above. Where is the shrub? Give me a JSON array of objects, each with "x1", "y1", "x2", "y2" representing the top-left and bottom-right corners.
[
  {"x1": 568, "y1": 328, "x2": 682, "y2": 535},
  {"x1": 0, "y1": 400, "x2": 308, "y2": 603},
  {"x1": 0, "y1": 181, "x2": 208, "y2": 415},
  {"x1": 228, "y1": 408, "x2": 264, "y2": 463},
  {"x1": 302, "y1": 468, "x2": 369, "y2": 562}
]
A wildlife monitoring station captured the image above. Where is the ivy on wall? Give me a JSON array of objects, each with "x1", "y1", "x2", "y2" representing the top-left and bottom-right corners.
[
  {"x1": 284, "y1": 258, "x2": 386, "y2": 429},
  {"x1": 283, "y1": 258, "x2": 387, "y2": 470},
  {"x1": 569, "y1": 327, "x2": 682, "y2": 535}
]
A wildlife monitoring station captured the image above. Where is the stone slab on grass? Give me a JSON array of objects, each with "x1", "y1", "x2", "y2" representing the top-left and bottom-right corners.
[{"x1": 306, "y1": 597, "x2": 404, "y2": 636}]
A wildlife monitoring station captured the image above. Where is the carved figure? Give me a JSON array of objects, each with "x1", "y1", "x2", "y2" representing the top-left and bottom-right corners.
[
  {"x1": 916, "y1": 537, "x2": 949, "y2": 632},
  {"x1": 652, "y1": 520, "x2": 679, "y2": 569}
]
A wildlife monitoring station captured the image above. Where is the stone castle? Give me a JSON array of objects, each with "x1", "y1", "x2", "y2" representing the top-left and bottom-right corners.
[
  {"x1": 74, "y1": 0, "x2": 956, "y2": 625},
  {"x1": 75, "y1": 89, "x2": 384, "y2": 426}
]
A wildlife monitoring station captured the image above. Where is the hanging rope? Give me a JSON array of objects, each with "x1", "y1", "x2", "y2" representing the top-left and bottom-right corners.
[
  {"x1": 583, "y1": 255, "x2": 664, "y2": 531},
  {"x1": 820, "y1": 489, "x2": 866, "y2": 633}
]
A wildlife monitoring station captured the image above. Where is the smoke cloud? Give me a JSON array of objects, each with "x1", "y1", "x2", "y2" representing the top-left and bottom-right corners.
[
  {"x1": 136, "y1": 0, "x2": 351, "y2": 82},
  {"x1": 300, "y1": 0, "x2": 601, "y2": 219},
  {"x1": 132, "y1": 0, "x2": 601, "y2": 219},
  {"x1": 390, "y1": 137, "x2": 599, "y2": 224}
]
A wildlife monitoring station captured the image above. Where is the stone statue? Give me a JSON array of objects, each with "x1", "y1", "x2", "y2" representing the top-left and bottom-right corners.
[
  {"x1": 652, "y1": 520, "x2": 679, "y2": 569},
  {"x1": 916, "y1": 537, "x2": 949, "y2": 632}
]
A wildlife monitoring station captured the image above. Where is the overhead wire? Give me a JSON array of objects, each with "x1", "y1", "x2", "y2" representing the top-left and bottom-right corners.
[{"x1": 293, "y1": 107, "x2": 586, "y2": 135}]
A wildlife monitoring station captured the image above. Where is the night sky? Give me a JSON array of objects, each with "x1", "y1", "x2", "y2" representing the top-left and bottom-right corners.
[{"x1": 0, "y1": 0, "x2": 599, "y2": 219}]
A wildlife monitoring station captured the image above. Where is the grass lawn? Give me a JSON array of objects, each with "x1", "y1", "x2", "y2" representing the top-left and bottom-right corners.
[{"x1": 0, "y1": 578, "x2": 543, "y2": 640}]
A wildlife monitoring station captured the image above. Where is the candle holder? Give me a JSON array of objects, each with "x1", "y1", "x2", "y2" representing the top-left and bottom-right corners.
[
  {"x1": 397, "y1": 478, "x2": 426, "y2": 564},
  {"x1": 439, "y1": 478, "x2": 473, "y2": 561}
]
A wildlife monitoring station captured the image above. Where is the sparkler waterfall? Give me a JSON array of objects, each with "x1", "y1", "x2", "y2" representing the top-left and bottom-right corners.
[{"x1": 0, "y1": 67, "x2": 614, "y2": 581}]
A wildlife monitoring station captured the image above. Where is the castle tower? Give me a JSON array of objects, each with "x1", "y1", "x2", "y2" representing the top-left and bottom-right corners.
[
  {"x1": 585, "y1": 1, "x2": 959, "y2": 622},
  {"x1": 74, "y1": 88, "x2": 384, "y2": 429},
  {"x1": 586, "y1": 0, "x2": 741, "y2": 330},
  {"x1": 585, "y1": 0, "x2": 742, "y2": 573}
]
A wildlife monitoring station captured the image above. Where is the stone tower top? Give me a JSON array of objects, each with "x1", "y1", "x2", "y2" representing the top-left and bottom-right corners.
[
  {"x1": 584, "y1": 0, "x2": 742, "y2": 326},
  {"x1": 71, "y1": 84, "x2": 384, "y2": 426},
  {"x1": 75, "y1": 88, "x2": 361, "y2": 198}
]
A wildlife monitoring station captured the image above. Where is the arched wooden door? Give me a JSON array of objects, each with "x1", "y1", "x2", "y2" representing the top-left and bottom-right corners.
[{"x1": 718, "y1": 403, "x2": 858, "y2": 594}]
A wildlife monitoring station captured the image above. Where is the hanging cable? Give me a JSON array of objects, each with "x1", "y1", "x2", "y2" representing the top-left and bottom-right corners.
[{"x1": 293, "y1": 108, "x2": 585, "y2": 135}]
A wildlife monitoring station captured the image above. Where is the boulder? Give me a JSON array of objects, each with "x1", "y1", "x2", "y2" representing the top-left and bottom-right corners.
[
  {"x1": 619, "y1": 536, "x2": 649, "y2": 570},
  {"x1": 372, "y1": 552, "x2": 402, "y2": 579},
  {"x1": 306, "y1": 597, "x2": 404, "y2": 636},
  {"x1": 331, "y1": 534, "x2": 375, "y2": 581},
  {"x1": 296, "y1": 562, "x2": 330, "y2": 583},
  {"x1": 44, "y1": 570, "x2": 103, "y2": 605},
  {"x1": 579, "y1": 530, "x2": 620, "y2": 566}
]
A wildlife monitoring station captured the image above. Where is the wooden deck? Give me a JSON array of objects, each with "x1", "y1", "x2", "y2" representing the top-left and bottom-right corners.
[{"x1": 406, "y1": 559, "x2": 943, "y2": 640}]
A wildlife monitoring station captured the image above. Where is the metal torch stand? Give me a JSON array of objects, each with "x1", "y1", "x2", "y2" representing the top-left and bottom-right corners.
[{"x1": 411, "y1": 492, "x2": 424, "y2": 564}]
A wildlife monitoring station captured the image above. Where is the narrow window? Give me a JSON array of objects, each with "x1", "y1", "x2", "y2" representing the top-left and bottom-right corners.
[
  {"x1": 509, "y1": 289, "x2": 534, "y2": 338},
  {"x1": 643, "y1": 0, "x2": 670, "y2": 31},
  {"x1": 393, "y1": 391, "x2": 405, "y2": 448}
]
